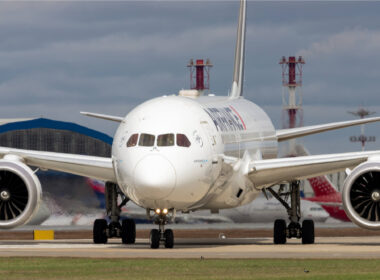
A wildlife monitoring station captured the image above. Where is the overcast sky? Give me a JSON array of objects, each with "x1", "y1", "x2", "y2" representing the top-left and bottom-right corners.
[{"x1": 0, "y1": 1, "x2": 380, "y2": 154}]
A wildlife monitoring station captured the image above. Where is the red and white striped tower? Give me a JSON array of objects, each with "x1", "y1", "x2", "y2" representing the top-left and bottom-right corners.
[
  {"x1": 279, "y1": 56, "x2": 305, "y2": 129},
  {"x1": 279, "y1": 56, "x2": 305, "y2": 155},
  {"x1": 187, "y1": 59, "x2": 213, "y2": 93}
]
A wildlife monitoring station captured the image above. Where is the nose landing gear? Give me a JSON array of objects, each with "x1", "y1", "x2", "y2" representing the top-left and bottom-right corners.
[
  {"x1": 149, "y1": 209, "x2": 174, "y2": 249},
  {"x1": 93, "y1": 182, "x2": 136, "y2": 245},
  {"x1": 268, "y1": 181, "x2": 315, "y2": 245}
]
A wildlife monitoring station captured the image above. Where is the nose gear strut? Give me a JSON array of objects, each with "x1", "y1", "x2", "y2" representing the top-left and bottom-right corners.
[{"x1": 149, "y1": 210, "x2": 174, "y2": 249}]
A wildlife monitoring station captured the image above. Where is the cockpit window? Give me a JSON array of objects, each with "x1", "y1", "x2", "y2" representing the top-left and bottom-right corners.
[
  {"x1": 127, "y1": 134, "x2": 138, "y2": 147},
  {"x1": 157, "y1": 134, "x2": 174, "y2": 146},
  {"x1": 138, "y1": 133, "x2": 155, "y2": 147},
  {"x1": 176, "y1": 134, "x2": 191, "y2": 147}
]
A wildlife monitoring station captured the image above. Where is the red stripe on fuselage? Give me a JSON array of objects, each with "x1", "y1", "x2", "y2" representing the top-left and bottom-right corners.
[{"x1": 229, "y1": 105, "x2": 246, "y2": 130}]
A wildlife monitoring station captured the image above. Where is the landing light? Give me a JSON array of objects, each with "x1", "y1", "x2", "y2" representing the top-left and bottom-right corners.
[{"x1": 155, "y1": 208, "x2": 168, "y2": 215}]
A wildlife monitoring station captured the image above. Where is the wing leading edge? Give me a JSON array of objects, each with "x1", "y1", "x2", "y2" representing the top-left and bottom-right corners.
[
  {"x1": 275, "y1": 116, "x2": 380, "y2": 142},
  {"x1": 80, "y1": 112, "x2": 124, "y2": 123},
  {"x1": 246, "y1": 150, "x2": 380, "y2": 189},
  {"x1": 0, "y1": 147, "x2": 116, "y2": 182}
]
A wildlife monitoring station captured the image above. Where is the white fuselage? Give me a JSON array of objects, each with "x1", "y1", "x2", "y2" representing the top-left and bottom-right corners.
[{"x1": 112, "y1": 95, "x2": 277, "y2": 211}]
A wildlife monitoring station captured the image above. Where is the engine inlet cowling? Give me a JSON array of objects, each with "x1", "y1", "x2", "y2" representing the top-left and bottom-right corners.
[
  {"x1": 0, "y1": 160, "x2": 42, "y2": 229},
  {"x1": 0, "y1": 170, "x2": 29, "y2": 220},
  {"x1": 343, "y1": 162, "x2": 380, "y2": 230}
]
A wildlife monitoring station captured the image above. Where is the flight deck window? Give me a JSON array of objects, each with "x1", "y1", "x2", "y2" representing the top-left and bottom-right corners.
[
  {"x1": 157, "y1": 134, "x2": 174, "y2": 146},
  {"x1": 176, "y1": 134, "x2": 191, "y2": 147},
  {"x1": 139, "y1": 134, "x2": 155, "y2": 147},
  {"x1": 127, "y1": 134, "x2": 139, "y2": 147}
]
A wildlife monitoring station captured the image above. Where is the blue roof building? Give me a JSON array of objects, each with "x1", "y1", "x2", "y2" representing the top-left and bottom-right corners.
[{"x1": 0, "y1": 118, "x2": 112, "y2": 157}]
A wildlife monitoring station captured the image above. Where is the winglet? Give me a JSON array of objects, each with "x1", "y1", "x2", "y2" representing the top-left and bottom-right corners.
[
  {"x1": 230, "y1": 0, "x2": 246, "y2": 99},
  {"x1": 80, "y1": 112, "x2": 124, "y2": 123}
]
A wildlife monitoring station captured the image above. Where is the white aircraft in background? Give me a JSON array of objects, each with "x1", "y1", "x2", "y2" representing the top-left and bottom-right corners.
[
  {"x1": 221, "y1": 194, "x2": 329, "y2": 223},
  {"x1": 0, "y1": 0, "x2": 380, "y2": 248}
]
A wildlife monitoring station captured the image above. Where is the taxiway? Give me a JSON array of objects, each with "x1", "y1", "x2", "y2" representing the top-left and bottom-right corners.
[{"x1": 1, "y1": 236, "x2": 380, "y2": 259}]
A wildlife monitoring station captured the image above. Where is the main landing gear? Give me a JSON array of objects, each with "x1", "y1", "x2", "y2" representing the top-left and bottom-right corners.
[
  {"x1": 267, "y1": 181, "x2": 315, "y2": 245},
  {"x1": 93, "y1": 182, "x2": 136, "y2": 245},
  {"x1": 149, "y1": 208, "x2": 174, "y2": 249}
]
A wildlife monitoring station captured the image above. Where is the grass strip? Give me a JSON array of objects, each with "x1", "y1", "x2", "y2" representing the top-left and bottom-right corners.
[{"x1": 0, "y1": 258, "x2": 380, "y2": 280}]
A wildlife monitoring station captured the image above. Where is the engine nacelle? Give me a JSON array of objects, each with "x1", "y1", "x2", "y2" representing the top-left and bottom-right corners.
[
  {"x1": 343, "y1": 161, "x2": 380, "y2": 230},
  {"x1": 0, "y1": 159, "x2": 42, "y2": 229}
]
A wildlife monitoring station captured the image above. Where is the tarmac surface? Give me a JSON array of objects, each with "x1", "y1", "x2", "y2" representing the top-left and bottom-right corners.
[
  {"x1": 1, "y1": 224, "x2": 380, "y2": 259},
  {"x1": 1, "y1": 236, "x2": 380, "y2": 259}
]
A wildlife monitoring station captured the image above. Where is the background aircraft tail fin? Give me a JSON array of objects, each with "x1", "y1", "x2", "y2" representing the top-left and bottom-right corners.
[
  {"x1": 86, "y1": 179, "x2": 106, "y2": 209},
  {"x1": 295, "y1": 144, "x2": 340, "y2": 197},
  {"x1": 308, "y1": 176, "x2": 339, "y2": 197}
]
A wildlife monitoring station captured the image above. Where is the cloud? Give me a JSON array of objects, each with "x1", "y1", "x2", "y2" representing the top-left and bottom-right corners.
[
  {"x1": 297, "y1": 28, "x2": 380, "y2": 58},
  {"x1": 0, "y1": 1, "x2": 379, "y2": 153}
]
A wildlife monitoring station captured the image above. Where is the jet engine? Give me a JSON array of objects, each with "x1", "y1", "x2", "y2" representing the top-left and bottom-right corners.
[
  {"x1": 342, "y1": 162, "x2": 380, "y2": 230},
  {"x1": 0, "y1": 158, "x2": 42, "y2": 229}
]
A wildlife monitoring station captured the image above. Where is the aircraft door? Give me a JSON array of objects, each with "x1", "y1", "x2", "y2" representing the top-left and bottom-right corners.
[
  {"x1": 200, "y1": 120, "x2": 220, "y2": 181},
  {"x1": 200, "y1": 120, "x2": 217, "y2": 152}
]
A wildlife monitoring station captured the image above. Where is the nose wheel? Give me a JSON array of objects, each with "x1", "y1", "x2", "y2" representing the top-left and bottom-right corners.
[
  {"x1": 149, "y1": 229, "x2": 174, "y2": 249},
  {"x1": 150, "y1": 220, "x2": 174, "y2": 249},
  {"x1": 164, "y1": 229, "x2": 174, "y2": 248},
  {"x1": 150, "y1": 229, "x2": 160, "y2": 249},
  {"x1": 149, "y1": 210, "x2": 174, "y2": 249},
  {"x1": 268, "y1": 181, "x2": 315, "y2": 245}
]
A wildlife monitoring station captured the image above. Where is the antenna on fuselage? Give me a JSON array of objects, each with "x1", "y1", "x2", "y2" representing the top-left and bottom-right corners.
[{"x1": 230, "y1": 0, "x2": 246, "y2": 99}]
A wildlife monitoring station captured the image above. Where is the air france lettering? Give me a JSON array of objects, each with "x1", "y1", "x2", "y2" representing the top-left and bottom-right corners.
[{"x1": 204, "y1": 106, "x2": 246, "y2": 132}]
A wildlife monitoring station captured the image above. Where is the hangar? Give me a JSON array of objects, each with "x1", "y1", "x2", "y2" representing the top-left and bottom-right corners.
[
  {"x1": 0, "y1": 117, "x2": 113, "y2": 214},
  {"x1": 0, "y1": 118, "x2": 112, "y2": 157}
]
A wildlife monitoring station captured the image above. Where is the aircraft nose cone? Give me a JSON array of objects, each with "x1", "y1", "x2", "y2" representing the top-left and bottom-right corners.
[{"x1": 134, "y1": 155, "x2": 176, "y2": 200}]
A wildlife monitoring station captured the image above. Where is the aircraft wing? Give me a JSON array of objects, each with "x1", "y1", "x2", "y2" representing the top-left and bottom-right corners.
[
  {"x1": 275, "y1": 116, "x2": 380, "y2": 142},
  {"x1": 244, "y1": 150, "x2": 380, "y2": 189},
  {"x1": 80, "y1": 111, "x2": 124, "y2": 122},
  {"x1": 0, "y1": 147, "x2": 116, "y2": 182}
]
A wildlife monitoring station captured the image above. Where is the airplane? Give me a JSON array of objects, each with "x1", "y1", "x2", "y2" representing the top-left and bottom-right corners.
[
  {"x1": 1, "y1": 0, "x2": 380, "y2": 248},
  {"x1": 295, "y1": 145, "x2": 350, "y2": 222},
  {"x1": 220, "y1": 193, "x2": 329, "y2": 223},
  {"x1": 306, "y1": 176, "x2": 349, "y2": 222},
  {"x1": 88, "y1": 178, "x2": 329, "y2": 223}
]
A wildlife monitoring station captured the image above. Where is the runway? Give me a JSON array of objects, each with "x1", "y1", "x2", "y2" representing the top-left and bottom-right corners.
[{"x1": 1, "y1": 236, "x2": 380, "y2": 259}]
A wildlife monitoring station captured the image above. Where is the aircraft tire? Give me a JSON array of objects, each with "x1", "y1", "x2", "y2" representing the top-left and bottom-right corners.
[
  {"x1": 93, "y1": 219, "x2": 108, "y2": 244},
  {"x1": 121, "y1": 219, "x2": 136, "y2": 244},
  {"x1": 164, "y1": 229, "x2": 174, "y2": 248},
  {"x1": 150, "y1": 229, "x2": 160, "y2": 249},
  {"x1": 302, "y1": 219, "x2": 315, "y2": 244},
  {"x1": 273, "y1": 219, "x2": 287, "y2": 244}
]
